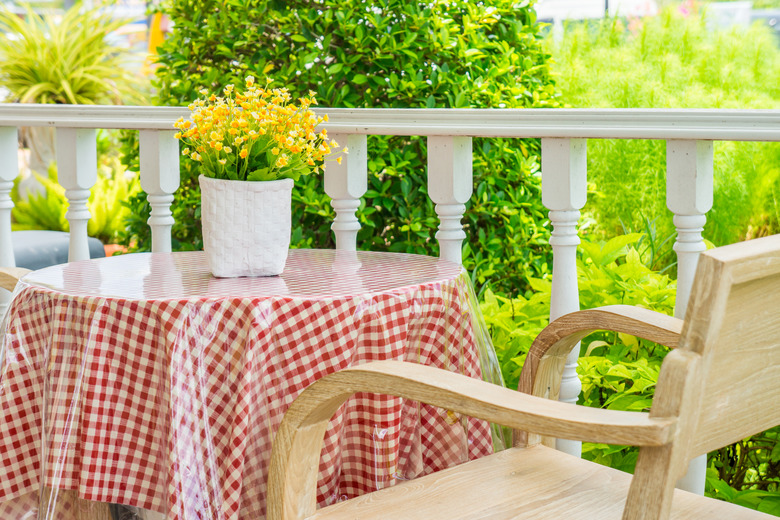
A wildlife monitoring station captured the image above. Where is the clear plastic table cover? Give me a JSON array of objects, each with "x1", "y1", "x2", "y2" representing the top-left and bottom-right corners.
[{"x1": 0, "y1": 249, "x2": 505, "y2": 520}]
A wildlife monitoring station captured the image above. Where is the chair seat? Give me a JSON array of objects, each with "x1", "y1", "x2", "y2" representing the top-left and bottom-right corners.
[{"x1": 309, "y1": 445, "x2": 772, "y2": 520}]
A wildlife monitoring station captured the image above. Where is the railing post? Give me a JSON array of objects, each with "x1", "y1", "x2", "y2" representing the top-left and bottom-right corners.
[
  {"x1": 542, "y1": 137, "x2": 587, "y2": 457},
  {"x1": 140, "y1": 130, "x2": 180, "y2": 253},
  {"x1": 324, "y1": 134, "x2": 367, "y2": 251},
  {"x1": 427, "y1": 136, "x2": 473, "y2": 265},
  {"x1": 57, "y1": 128, "x2": 97, "y2": 262},
  {"x1": 0, "y1": 127, "x2": 19, "y2": 319},
  {"x1": 667, "y1": 139, "x2": 714, "y2": 495}
]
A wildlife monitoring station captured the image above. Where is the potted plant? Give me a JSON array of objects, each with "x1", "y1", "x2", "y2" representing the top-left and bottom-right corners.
[{"x1": 174, "y1": 76, "x2": 340, "y2": 277}]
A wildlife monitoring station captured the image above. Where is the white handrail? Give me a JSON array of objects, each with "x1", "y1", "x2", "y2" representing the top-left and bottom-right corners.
[{"x1": 0, "y1": 104, "x2": 777, "y2": 141}]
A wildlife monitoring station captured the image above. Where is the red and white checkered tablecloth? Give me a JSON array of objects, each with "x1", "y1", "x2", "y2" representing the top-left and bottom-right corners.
[{"x1": 0, "y1": 250, "x2": 498, "y2": 520}]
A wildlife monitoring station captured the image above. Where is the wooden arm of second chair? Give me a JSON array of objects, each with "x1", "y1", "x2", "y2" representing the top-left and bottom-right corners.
[
  {"x1": 515, "y1": 304, "x2": 683, "y2": 447},
  {"x1": 267, "y1": 360, "x2": 676, "y2": 520},
  {"x1": 0, "y1": 267, "x2": 31, "y2": 292}
]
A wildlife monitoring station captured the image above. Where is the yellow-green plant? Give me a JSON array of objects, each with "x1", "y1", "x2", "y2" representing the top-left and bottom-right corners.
[
  {"x1": 175, "y1": 78, "x2": 340, "y2": 181},
  {"x1": 548, "y1": 7, "x2": 780, "y2": 249},
  {"x1": 0, "y1": 6, "x2": 145, "y2": 104},
  {"x1": 12, "y1": 159, "x2": 141, "y2": 244}
]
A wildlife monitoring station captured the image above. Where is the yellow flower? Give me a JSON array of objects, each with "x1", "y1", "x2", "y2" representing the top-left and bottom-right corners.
[
  {"x1": 343, "y1": 146, "x2": 349, "y2": 154},
  {"x1": 177, "y1": 77, "x2": 336, "y2": 180},
  {"x1": 336, "y1": 156, "x2": 343, "y2": 165}
]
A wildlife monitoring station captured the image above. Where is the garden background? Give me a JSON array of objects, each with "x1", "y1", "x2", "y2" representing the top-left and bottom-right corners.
[{"x1": 2, "y1": 0, "x2": 779, "y2": 514}]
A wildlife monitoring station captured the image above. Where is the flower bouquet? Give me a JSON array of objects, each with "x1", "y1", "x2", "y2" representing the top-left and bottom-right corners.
[{"x1": 174, "y1": 77, "x2": 341, "y2": 277}]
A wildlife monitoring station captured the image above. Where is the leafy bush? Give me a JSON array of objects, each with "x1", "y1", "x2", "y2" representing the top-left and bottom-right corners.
[
  {"x1": 123, "y1": 0, "x2": 560, "y2": 295},
  {"x1": 482, "y1": 233, "x2": 676, "y2": 390},
  {"x1": 547, "y1": 7, "x2": 780, "y2": 249}
]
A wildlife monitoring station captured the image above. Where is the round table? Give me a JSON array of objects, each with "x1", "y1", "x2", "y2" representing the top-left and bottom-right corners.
[{"x1": 0, "y1": 250, "x2": 499, "y2": 520}]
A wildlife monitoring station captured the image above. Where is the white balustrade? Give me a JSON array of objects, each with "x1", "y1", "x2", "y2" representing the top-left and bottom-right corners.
[
  {"x1": 666, "y1": 139, "x2": 714, "y2": 495},
  {"x1": 427, "y1": 136, "x2": 473, "y2": 265},
  {"x1": 0, "y1": 105, "x2": 778, "y2": 497},
  {"x1": 325, "y1": 133, "x2": 367, "y2": 251},
  {"x1": 56, "y1": 128, "x2": 97, "y2": 262},
  {"x1": 541, "y1": 138, "x2": 588, "y2": 457},
  {"x1": 0, "y1": 127, "x2": 18, "y2": 318},
  {"x1": 139, "y1": 130, "x2": 180, "y2": 253}
]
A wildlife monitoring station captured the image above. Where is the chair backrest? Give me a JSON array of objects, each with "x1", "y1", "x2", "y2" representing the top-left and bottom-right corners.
[
  {"x1": 680, "y1": 234, "x2": 780, "y2": 457},
  {"x1": 625, "y1": 234, "x2": 780, "y2": 519}
]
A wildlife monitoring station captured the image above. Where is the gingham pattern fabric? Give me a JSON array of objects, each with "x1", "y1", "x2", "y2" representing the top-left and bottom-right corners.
[{"x1": 0, "y1": 250, "x2": 495, "y2": 520}]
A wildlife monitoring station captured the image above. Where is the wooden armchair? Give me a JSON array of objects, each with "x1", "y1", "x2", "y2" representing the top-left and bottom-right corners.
[
  {"x1": 268, "y1": 234, "x2": 780, "y2": 520},
  {"x1": 0, "y1": 267, "x2": 30, "y2": 292}
]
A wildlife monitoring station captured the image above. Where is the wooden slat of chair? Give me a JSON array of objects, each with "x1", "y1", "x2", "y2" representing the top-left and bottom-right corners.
[
  {"x1": 267, "y1": 234, "x2": 780, "y2": 520},
  {"x1": 0, "y1": 266, "x2": 30, "y2": 292}
]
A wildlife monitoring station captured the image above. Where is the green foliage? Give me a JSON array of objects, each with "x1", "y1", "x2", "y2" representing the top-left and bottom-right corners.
[
  {"x1": 706, "y1": 427, "x2": 780, "y2": 514},
  {"x1": 123, "y1": 0, "x2": 560, "y2": 294},
  {"x1": 482, "y1": 232, "x2": 676, "y2": 389},
  {"x1": 548, "y1": 7, "x2": 780, "y2": 249},
  {"x1": 0, "y1": 5, "x2": 146, "y2": 105},
  {"x1": 482, "y1": 232, "x2": 677, "y2": 470},
  {"x1": 12, "y1": 159, "x2": 141, "y2": 244}
]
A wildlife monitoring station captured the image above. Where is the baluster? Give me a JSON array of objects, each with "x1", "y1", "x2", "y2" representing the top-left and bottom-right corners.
[
  {"x1": 325, "y1": 134, "x2": 367, "y2": 251},
  {"x1": 140, "y1": 130, "x2": 180, "y2": 253},
  {"x1": 57, "y1": 128, "x2": 96, "y2": 262},
  {"x1": 427, "y1": 136, "x2": 473, "y2": 265},
  {"x1": 667, "y1": 139, "x2": 714, "y2": 495},
  {"x1": 541, "y1": 137, "x2": 587, "y2": 457},
  {"x1": 0, "y1": 127, "x2": 19, "y2": 319}
]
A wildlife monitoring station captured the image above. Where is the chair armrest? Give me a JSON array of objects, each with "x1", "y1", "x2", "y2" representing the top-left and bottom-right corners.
[
  {"x1": 0, "y1": 267, "x2": 31, "y2": 292},
  {"x1": 515, "y1": 305, "x2": 682, "y2": 446},
  {"x1": 267, "y1": 360, "x2": 676, "y2": 520}
]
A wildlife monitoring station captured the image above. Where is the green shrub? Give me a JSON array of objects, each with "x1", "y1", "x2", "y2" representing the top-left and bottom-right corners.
[
  {"x1": 547, "y1": 7, "x2": 780, "y2": 249},
  {"x1": 122, "y1": 0, "x2": 560, "y2": 295},
  {"x1": 482, "y1": 233, "x2": 676, "y2": 390}
]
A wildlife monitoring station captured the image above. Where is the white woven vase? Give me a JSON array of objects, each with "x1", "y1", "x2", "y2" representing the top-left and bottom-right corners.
[{"x1": 199, "y1": 175, "x2": 293, "y2": 277}]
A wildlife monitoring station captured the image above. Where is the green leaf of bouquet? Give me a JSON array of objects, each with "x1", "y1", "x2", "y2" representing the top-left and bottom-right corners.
[{"x1": 247, "y1": 167, "x2": 270, "y2": 181}]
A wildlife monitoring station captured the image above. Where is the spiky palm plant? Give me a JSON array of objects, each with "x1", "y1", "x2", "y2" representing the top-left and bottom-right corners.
[{"x1": 0, "y1": 6, "x2": 145, "y2": 105}]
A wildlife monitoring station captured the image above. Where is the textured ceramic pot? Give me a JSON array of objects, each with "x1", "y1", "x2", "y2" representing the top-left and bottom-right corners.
[{"x1": 199, "y1": 175, "x2": 293, "y2": 277}]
